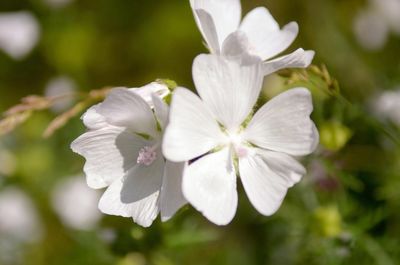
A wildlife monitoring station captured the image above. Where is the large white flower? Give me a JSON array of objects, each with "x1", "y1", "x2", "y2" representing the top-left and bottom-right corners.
[
  {"x1": 163, "y1": 55, "x2": 319, "y2": 225},
  {"x1": 71, "y1": 83, "x2": 186, "y2": 227},
  {"x1": 190, "y1": 0, "x2": 314, "y2": 75}
]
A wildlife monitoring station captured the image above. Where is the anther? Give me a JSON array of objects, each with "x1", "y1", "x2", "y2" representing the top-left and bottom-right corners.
[{"x1": 137, "y1": 146, "x2": 157, "y2": 166}]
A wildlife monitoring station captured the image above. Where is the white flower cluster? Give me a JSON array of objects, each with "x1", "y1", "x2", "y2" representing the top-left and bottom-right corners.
[{"x1": 71, "y1": 0, "x2": 319, "y2": 227}]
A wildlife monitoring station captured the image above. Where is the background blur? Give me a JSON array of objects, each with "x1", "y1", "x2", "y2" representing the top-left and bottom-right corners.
[{"x1": 0, "y1": 0, "x2": 400, "y2": 264}]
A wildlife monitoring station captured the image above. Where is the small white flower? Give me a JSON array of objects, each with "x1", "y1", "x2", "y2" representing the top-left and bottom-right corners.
[
  {"x1": 371, "y1": 88, "x2": 400, "y2": 125},
  {"x1": 353, "y1": 0, "x2": 400, "y2": 50},
  {"x1": 0, "y1": 187, "x2": 42, "y2": 242},
  {"x1": 71, "y1": 83, "x2": 186, "y2": 227},
  {"x1": 190, "y1": 0, "x2": 314, "y2": 75},
  {"x1": 44, "y1": 76, "x2": 76, "y2": 113},
  {"x1": 163, "y1": 55, "x2": 318, "y2": 225},
  {"x1": 353, "y1": 8, "x2": 390, "y2": 51},
  {"x1": 52, "y1": 176, "x2": 102, "y2": 230},
  {"x1": 371, "y1": 0, "x2": 400, "y2": 34},
  {"x1": 0, "y1": 11, "x2": 40, "y2": 59}
]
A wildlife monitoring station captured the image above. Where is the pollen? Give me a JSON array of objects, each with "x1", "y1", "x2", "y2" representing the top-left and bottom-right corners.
[{"x1": 137, "y1": 146, "x2": 157, "y2": 166}]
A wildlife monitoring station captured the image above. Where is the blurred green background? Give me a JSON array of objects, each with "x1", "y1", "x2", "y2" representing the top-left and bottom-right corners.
[{"x1": 0, "y1": 0, "x2": 400, "y2": 264}]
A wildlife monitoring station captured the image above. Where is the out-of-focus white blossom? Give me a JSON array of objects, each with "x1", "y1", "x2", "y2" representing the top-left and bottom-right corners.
[
  {"x1": 353, "y1": 0, "x2": 400, "y2": 50},
  {"x1": 0, "y1": 12, "x2": 40, "y2": 59},
  {"x1": 0, "y1": 187, "x2": 42, "y2": 242},
  {"x1": 44, "y1": 76, "x2": 76, "y2": 113},
  {"x1": 353, "y1": 9, "x2": 389, "y2": 51},
  {"x1": 52, "y1": 176, "x2": 102, "y2": 230},
  {"x1": 371, "y1": 0, "x2": 400, "y2": 34},
  {"x1": 371, "y1": 88, "x2": 400, "y2": 125}
]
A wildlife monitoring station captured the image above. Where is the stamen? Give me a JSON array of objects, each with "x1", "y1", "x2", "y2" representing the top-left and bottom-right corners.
[{"x1": 136, "y1": 146, "x2": 157, "y2": 166}]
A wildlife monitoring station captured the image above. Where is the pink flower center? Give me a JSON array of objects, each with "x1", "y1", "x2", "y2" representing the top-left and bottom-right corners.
[
  {"x1": 226, "y1": 130, "x2": 248, "y2": 158},
  {"x1": 236, "y1": 147, "x2": 248, "y2": 158},
  {"x1": 136, "y1": 146, "x2": 157, "y2": 166}
]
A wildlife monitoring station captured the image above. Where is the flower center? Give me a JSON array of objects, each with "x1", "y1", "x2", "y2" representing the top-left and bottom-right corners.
[
  {"x1": 136, "y1": 146, "x2": 157, "y2": 166},
  {"x1": 226, "y1": 130, "x2": 247, "y2": 158},
  {"x1": 228, "y1": 131, "x2": 242, "y2": 146}
]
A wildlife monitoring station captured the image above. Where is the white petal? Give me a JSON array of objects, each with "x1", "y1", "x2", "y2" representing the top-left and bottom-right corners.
[
  {"x1": 243, "y1": 88, "x2": 319, "y2": 156},
  {"x1": 193, "y1": 9, "x2": 221, "y2": 53},
  {"x1": 239, "y1": 149, "x2": 301, "y2": 216},
  {"x1": 263, "y1": 48, "x2": 315, "y2": 76},
  {"x1": 98, "y1": 177, "x2": 159, "y2": 228},
  {"x1": 130, "y1": 82, "x2": 170, "y2": 108},
  {"x1": 160, "y1": 161, "x2": 187, "y2": 222},
  {"x1": 256, "y1": 149, "x2": 306, "y2": 186},
  {"x1": 221, "y1": 31, "x2": 250, "y2": 58},
  {"x1": 240, "y1": 7, "x2": 298, "y2": 60},
  {"x1": 162, "y1": 87, "x2": 225, "y2": 162},
  {"x1": 81, "y1": 104, "x2": 107, "y2": 130},
  {"x1": 220, "y1": 30, "x2": 264, "y2": 64},
  {"x1": 190, "y1": 0, "x2": 241, "y2": 50},
  {"x1": 120, "y1": 152, "x2": 164, "y2": 206},
  {"x1": 71, "y1": 127, "x2": 148, "y2": 189},
  {"x1": 152, "y1": 93, "x2": 169, "y2": 130},
  {"x1": 97, "y1": 88, "x2": 157, "y2": 137},
  {"x1": 99, "y1": 154, "x2": 164, "y2": 227},
  {"x1": 183, "y1": 148, "x2": 237, "y2": 225},
  {"x1": 192, "y1": 54, "x2": 263, "y2": 130},
  {"x1": 221, "y1": 31, "x2": 266, "y2": 66}
]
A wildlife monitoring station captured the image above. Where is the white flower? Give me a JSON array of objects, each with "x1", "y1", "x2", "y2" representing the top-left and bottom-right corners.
[
  {"x1": 0, "y1": 11, "x2": 40, "y2": 59},
  {"x1": 371, "y1": 0, "x2": 400, "y2": 34},
  {"x1": 353, "y1": 0, "x2": 400, "y2": 50},
  {"x1": 44, "y1": 76, "x2": 76, "y2": 113},
  {"x1": 190, "y1": 0, "x2": 314, "y2": 75},
  {"x1": 0, "y1": 187, "x2": 42, "y2": 242},
  {"x1": 353, "y1": 8, "x2": 389, "y2": 51},
  {"x1": 163, "y1": 55, "x2": 318, "y2": 225},
  {"x1": 371, "y1": 88, "x2": 400, "y2": 125},
  {"x1": 71, "y1": 83, "x2": 186, "y2": 227},
  {"x1": 52, "y1": 176, "x2": 102, "y2": 230}
]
